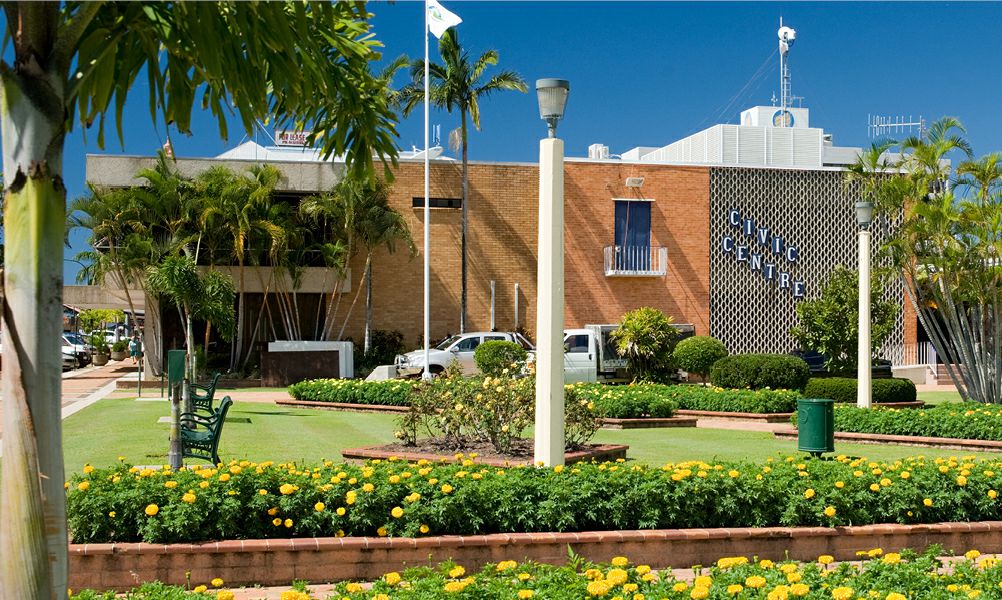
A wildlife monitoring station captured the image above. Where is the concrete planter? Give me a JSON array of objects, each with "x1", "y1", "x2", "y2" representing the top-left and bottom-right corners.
[
  {"x1": 92, "y1": 353, "x2": 109, "y2": 366},
  {"x1": 110, "y1": 350, "x2": 128, "y2": 361}
]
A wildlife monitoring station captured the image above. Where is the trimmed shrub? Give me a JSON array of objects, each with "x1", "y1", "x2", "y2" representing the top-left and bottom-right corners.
[
  {"x1": 672, "y1": 336, "x2": 727, "y2": 380},
  {"x1": 474, "y1": 340, "x2": 527, "y2": 376},
  {"x1": 805, "y1": 377, "x2": 917, "y2": 404},
  {"x1": 288, "y1": 379, "x2": 414, "y2": 406},
  {"x1": 792, "y1": 403, "x2": 1002, "y2": 442},
  {"x1": 67, "y1": 454, "x2": 1002, "y2": 543},
  {"x1": 709, "y1": 353, "x2": 810, "y2": 391}
]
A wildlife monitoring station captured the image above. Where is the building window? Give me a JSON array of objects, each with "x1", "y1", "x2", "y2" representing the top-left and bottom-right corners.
[
  {"x1": 613, "y1": 200, "x2": 651, "y2": 271},
  {"x1": 412, "y1": 197, "x2": 462, "y2": 209}
]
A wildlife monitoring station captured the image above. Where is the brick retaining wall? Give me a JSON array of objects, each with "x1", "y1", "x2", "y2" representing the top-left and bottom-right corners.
[{"x1": 69, "y1": 521, "x2": 1002, "y2": 591}]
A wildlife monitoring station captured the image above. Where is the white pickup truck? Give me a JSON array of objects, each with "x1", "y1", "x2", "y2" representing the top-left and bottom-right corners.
[
  {"x1": 395, "y1": 331, "x2": 535, "y2": 377},
  {"x1": 559, "y1": 323, "x2": 695, "y2": 383}
]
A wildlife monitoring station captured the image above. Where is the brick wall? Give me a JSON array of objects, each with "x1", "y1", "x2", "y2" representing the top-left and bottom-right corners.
[{"x1": 325, "y1": 160, "x2": 711, "y2": 346}]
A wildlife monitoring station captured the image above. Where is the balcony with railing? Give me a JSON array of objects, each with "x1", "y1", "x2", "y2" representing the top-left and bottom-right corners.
[{"x1": 603, "y1": 245, "x2": 668, "y2": 277}]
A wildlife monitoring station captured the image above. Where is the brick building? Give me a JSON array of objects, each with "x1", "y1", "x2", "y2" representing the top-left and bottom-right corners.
[{"x1": 86, "y1": 103, "x2": 919, "y2": 371}]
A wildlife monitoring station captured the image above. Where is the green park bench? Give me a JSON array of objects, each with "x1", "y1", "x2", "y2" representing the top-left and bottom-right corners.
[
  {"x1": 180, "y1": 396, "x2": 233, "y2": 465},
  {"x1": 191, "y1": 372, "x2": 222, "y2": 414}
]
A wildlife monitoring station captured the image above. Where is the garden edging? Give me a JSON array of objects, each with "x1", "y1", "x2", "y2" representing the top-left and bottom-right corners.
[
  {"x1": 67, "y1": 520, "x2": 1002, "y2": 591},
  {"x1": 773, "y1": 428, "x2": 1002, "y2": 452}
]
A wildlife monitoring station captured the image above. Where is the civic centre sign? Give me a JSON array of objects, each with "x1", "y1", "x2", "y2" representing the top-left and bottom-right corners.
[{"x1": 721, "y1": 208, "x2": 805, "y2": 298}]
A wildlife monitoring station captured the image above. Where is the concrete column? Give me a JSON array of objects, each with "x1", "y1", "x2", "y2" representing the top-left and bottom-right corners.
[
  {"x1": 857, "y1": 228, "x2": 872, "y2": 409},
  {"x1": 534, "y1": 137, "x2": 565, "y2": 466}
]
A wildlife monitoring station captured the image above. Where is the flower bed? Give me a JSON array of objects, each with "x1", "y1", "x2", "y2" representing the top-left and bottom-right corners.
[
  {"x1": 288, "y1": 379, "x2": 414, "y2": 406},
  {"x1": 68, "y1": 453, "x2": 1002, "y2": 545},
  {"x1": 70, "y1": 548, "x2": 1002, "y2": 599},
  {"x1": 791, "y1": 404, "x2": 1002, "y2": 442}
]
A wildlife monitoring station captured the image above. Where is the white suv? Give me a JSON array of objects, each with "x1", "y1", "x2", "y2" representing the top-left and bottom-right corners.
[{"x1": 395, "y1": 331, "x2": 534, "y2": 377}]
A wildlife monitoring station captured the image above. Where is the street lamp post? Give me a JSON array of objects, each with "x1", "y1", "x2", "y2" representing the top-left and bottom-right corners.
[
  {"x1": 856, "y1": 200, "x2": 874, "y2": 409},
  {"x1": 534, "y1": 78, "x2": 570, "y2": 467}
]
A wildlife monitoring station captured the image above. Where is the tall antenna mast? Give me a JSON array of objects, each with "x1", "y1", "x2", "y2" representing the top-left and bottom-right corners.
[{"x1": 777, "y1": 18, "x2": 797, "y2": 126}]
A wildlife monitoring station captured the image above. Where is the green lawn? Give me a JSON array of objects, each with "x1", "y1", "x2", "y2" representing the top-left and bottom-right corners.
[
  {"x1": 917, "y1": 389, "x2": 962, "y2": 405},
  {"x1": 63, "y1": 396, "x2": 1002, "y2": 477}
]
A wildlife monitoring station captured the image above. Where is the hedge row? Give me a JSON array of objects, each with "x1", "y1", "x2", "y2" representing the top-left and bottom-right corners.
[
  {"x1": 804, "y1": 377, "x2": 917, "y2": 404},
  {"x1": 710, "y1": 354, "x2": 810, "y2": 391},
  {"x1": 813, "y1": 404, "x2": 1002, "y2": 442},
  {"x1": 72, "y1": 548, "x2": 996, "y2": 600},
  {"x1": 289, "y1": 379, "x2": 800, "y2": 416},
  {"x1": 67, "y1": 453, "x2": 1002, "y2": 544},
  {"x1": 287, "y1": 379, "x2": 414, "y2": 406}
]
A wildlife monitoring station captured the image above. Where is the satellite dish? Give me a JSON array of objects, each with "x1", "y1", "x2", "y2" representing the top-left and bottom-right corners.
[{"x1": 778, "y1": 25, "x2": 796, "y2": 54}]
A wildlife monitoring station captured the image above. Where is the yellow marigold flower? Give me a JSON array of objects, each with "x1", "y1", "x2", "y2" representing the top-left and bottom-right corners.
[
  {"x1": 690, "y1": 587, "x2": 709, "y2": 600},
  {"x1": 441, "y1": 484, "x2": 454, "y2": 494},
  {"x1": 83, "y1": 464, "x2": 94, "y2": 474},
  {"x1": 791, "y1": 583, "x2": 810, "y2": 597},
  {"x1": 606, "y1": 568, "x2": 628, "y2": 586},
  {"x1": 867, "y1": 548, "x2": 883, "y2": 557},
  {"x1": 767, "y1": 585, "x2": 790, "y2": 600},
  {"x1": 787, "y1": 572, "x2": 802, "y2": 583},
  {"x1": 880, "y1": 478, "x2": 892, "y2": 487},
  {"x1": 635, "y1": 565, "x2": 651, "y2": 575},
  {"x1": 314, "y1": 502, "x2": 325, "y2": 512},
  {"x1": 77, "y1": 481, "x2": 90, "y2": 491},
  {"x1": 980, "y1": 557, "x2": 997, "y2": 569},
  {"x1": 804, "y1": 488, "x2": 815, "y2": 499},
  {"x1": 882, "y1": 553, "x2": 901, "y2": 565},
  {"x1": 729, "y1": 470, "x2": 740, "y2": 478},
  {"x1": 834, "y1": 481, "x2": 845, "y2": 489},
  {"x1": 198, "y1": 481, "x2": 209, "y2": 489},
  {"x1": 258, "y1": 489, "x2": 268, "y2": 495},
  {"x1": 449, "y1": 565, "x2": 466, "y2": 578},
  {"x1": 587, "y1": 581, "x2": 610, "y2": 596},
  {"x1": 624, "y1": 583, "x2": 638, "y2": 593},
  {"x1": 345, "y1": 583, "x2": 364, "y2": 593},
  {"x1": 924, "y1": 498, "x2": 933, "y2": 507},
  {"x1": 869, "y1": 483, "x2": 881, "y2": 492},
  {"x1": 518, "y1": 591, "x2": 534, "y2": 599},
  {"x1": 391, "y1": 506, "x2": 405, "y2": 518},
  {"x1": 694, "y1": 575, "x2": 712, "y2": 588},
  {"x1": 518, "y1": 573, "x2": 532, "y2": 581},
  {"x1": 218, "y1": 473, "x2": 230, "y2": 482},
  {"x1": 900, "y1": 471, "x2": 910, "y2": 479},
  {"x1": 217, "y1": 591, "x2": 235, "y2": 600},
  {"x1": 759, "y1": 559, "x2": 775, "y2": 569},
  {"x1": 990, "y1": 490, "x2": 999, "y2": 500},
  {"x1": 362, "y1": 483, "x2": 375, "y2": 492},
  {"x1": 384, "y1": 571, "x2": 402, "y2": 585},
  {"x1": 496, "y1": 560, "x2": 518, "y2": 571},
  {"x1": 272, "y1": 518, "x2": 282, "y2": 526},
  {"x1": 279, "y1": 483, "x2": 296, "y2": 495},
  {"x1": 746, "y1": 576, "x2": 767, "y2": 588},
  {"x1": 727, "y1": 584, "x2": 744, "y2": 595},
  {"x1": 611, "y1": 556, "x2": 629, "y2": 567},
  {"x1": 283, "y1": 518, "x2": 293, "y2": 528},
  {"x1": 164, "y1": 480, "x2": 178, "y2": 489},
  {"x1": 108, "y1": 511, "x2": 116, "y2": 518},
  {"x1": 144, "y1": 504, "x2": 159, "y2": 516},
  {"x1": 831, "y1": 587, "x2": 853, "y2": 600},
  {"x1": 193, "y1": 585, "x2": 207, "y2": 593},
  {"x1": 211, "y1": 578, "x2": 224, "y2": 587},
  {"x1": 673, "y1": 582, "x2": 688, "y2": 592},
  {"x1": 420, "y1": 524, "x2": 430, "y2": 533},
  {"x1": 958, "y1": 476, "x2": 968, "y2": 486},
  {"x1": 337, "y1": 507, "x2": 346, "y2": 516},
  {"x1": 824, "y1": 506, "x2": 837, "y2": 517},
  {"x1": 182, "y1": 493, "x2": 196, "y2": 504},
  {"x1": 966, "y1": 550, "x2": 982, "y2": 560},
  {"x1": 779, "y1": 564, "x2": 798, "y2": 574},
  {"x1": 886, "y1": 593, "x2": 906, "y2": 600},
  {"x1": 818, "y1": 555, "x2": 834, "y2": 564},
  {"x1": 377, "y1": 526, "x2": 388, "y2": 536}
]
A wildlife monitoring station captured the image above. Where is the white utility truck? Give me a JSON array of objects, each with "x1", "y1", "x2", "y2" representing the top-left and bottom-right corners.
[{"x1": 561, "y1": 323, "x2": 695, "y2": 383}]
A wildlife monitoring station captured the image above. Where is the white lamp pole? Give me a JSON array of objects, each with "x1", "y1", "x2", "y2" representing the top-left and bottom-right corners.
[
  {"x1": 856, "y1": 200, "x2": 874, "y2": 409},
  {"x1": 534, "y1": 78, "x2": 570, "y2": 467}
]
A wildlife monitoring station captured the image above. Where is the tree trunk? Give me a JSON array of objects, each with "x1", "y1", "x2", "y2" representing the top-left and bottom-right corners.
[
  {"x1": 231, "y1": 259, "x2": 246, "y2": 371},
  {"x1": 460, "y1": 110, "x2": 469, "y2": 334},
  {"x1": 364, "y1": 257, "x2": 374, "y2": 353},
  {"x1": 0, "y1": 65, "x2": 70, "y2": 598},
  {"x1": 337, "y1": 253, "x2": 370, "y2": 342},
  {"x1": 143, "y1": 292, "x2": 164, "y2": 377}
]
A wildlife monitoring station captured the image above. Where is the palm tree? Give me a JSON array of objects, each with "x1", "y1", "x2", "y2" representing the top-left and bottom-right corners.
[
  {"x1": 957, "y1": 152, "x2": 1002, "y2": 204},
  {"x1": 300, "y1": 189, "x2": 352, "y2": 341},
  {"x1": 900, "y1": 117, "x2": 973, "y2": 193},
  {"x1": 400, "y1": 28, "x2": 527, "y2": 333}
]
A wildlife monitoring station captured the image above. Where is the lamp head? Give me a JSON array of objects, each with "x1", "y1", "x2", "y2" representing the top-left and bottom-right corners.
[
  {"x1": 855, "y1": 200, "x2": 874, "y2": 229},
  {"x1": 536, "y1": 78, "x2": 570, "y2": 138}
]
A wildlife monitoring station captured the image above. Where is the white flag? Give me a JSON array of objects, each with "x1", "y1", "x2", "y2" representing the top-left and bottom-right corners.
[{"x1": 427, "y1": 0, "x2": 462, "y2": 39}]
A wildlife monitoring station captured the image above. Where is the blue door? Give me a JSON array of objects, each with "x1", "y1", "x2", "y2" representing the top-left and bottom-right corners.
[{"x1": 614, "y1": 201, "x2": 651, "y2": 270}]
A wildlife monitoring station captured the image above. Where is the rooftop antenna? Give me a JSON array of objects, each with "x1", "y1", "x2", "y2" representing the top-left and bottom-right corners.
[
  {"x1": 777, "y1": 18, "x2": 797, "y2": 126},
  {"x1": 867, "y1": 114, "x2": 926, "y2": 139}
]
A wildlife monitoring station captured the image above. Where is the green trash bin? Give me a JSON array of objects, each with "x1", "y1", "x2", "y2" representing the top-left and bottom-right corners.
[{"x1": 797, "y1": 398, "x2": 834, "y2": 455}]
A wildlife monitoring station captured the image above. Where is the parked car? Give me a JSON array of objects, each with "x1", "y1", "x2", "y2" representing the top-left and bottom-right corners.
[
  {"x1": 61, "y1": 339, "x2": 80, "y2": 371},
  {"x1": 395, "y1": 331, "x2": 534, "y2": 377},
  {"x1": 63, "y1": 332, "x2": 92, "y2": 367}
]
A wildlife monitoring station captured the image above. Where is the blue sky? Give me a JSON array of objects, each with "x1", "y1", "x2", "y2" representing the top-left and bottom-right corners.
[{"x1": 56, "y1": 1, "x2": 1002, "y2": 280}]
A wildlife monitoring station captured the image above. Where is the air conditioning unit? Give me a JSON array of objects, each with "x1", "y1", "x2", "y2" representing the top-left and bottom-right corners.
[{"x1": 625, "y1": 176, "x2": 645, "y2": 188}]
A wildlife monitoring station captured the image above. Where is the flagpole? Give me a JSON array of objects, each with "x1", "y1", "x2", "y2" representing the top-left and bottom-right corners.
[{"x1": 422, "y1": 0, "x2": 432, "y2": 380}]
